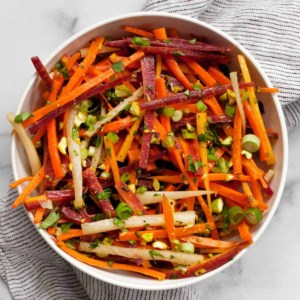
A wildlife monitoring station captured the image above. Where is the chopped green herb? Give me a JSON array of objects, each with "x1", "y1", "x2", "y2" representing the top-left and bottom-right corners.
[
  {"x1": 197, "y1": 133, "x2": 207, "y2": 142},
  {"x1": 89, "y1": 239, "x2": 100, "y2": 249},
  {"x1": 187, "y1": 155, "x2": 203, "y2": 172},
  {"x1": 193, "y1": 83, "x2": 202, "y2": 90},
  {"x1": 120, "y1": 172, "x2": 131, "y2": 183},
  {"x1": 116, "y1": 203, "x2": 133, "y2": 220},
  {"x1": 94, "y1": 136, "x2": 101, "y2": 147},
  {"x1": 112, "y1": 61, "x2": 124, "y2": 73},
  {"x1": 184, "y1": 89, "x2": 190, "y2": 96},
  {"x1": 96, "y1": 191, "x2": 111, "y2": 200},
  {"x1": 115, "y1": 84, "x2": 132, "y2": 98},
  {"x1": 106, "y1": 132, "x2": 119, "y2": 144},
  {"x1": 132, "y1": 36, "x2": 150, "y2": 46},
  {"x1": 56, "y1": 61, "x2": 69, "y2": 79},
  {"x1": 39, "y1": 210, "x2": 60, "y2": 229},
  {"x1": 136, "y1": 186, "x2": 147, "y2": 194},
  {"x1": 91, "y1": 213, "x2": 104, "y2": 221},
  {"x1": 65, "y1": 242, "x2": 75, "y2": 250},
  {"x1": 225, "y1": 104, "x2": 236, "y2": 117},
  {"x1": 163, "y1": 39, "x2": 171, "y2": 44},
  {"x1": 216, "y1": 157, "x2": 229, "y2": 174},
  {"x1": 113, "y1": 218, "x2": 125, "y2": 227},
  {"x1": 149, "y1": 250, "x2": 164, "y2": 264},
  {"x1": 173, "y1": 50, "x2": 185, "y2": 56},
  {"x1": 14, "y1": 112, "x2": 33, "y2": 123},
  {"x1": 61, "y1": 222, "x2": 73, "y2": 233},
  {"x1": 196, "y1": 100, "x2": 207, "y2": 112}
]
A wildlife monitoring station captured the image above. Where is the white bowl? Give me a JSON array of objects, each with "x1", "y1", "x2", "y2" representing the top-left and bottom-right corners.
[{"x1": 11, "y1": 12, "x2": 288, "y2": 290}]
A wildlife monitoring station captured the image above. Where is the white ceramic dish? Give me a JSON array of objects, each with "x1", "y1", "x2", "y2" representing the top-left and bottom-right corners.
[{"x1": 11, "y1": 12, "x2": 288, "y2": 290}]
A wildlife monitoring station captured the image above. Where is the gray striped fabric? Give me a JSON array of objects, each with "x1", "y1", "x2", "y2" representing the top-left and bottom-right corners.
[{"x1": 1, "y1": 1, "x2": 300, "y2": 299}]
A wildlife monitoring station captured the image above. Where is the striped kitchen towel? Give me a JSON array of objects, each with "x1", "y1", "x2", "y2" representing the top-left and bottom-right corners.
[{"x1": 1, "y1": 1, "x2": 300, "y2": 300}]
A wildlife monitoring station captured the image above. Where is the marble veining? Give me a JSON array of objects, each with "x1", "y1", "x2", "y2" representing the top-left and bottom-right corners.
[{"x1": 1, "y1": 1, "x2": 300, "y2": 299}]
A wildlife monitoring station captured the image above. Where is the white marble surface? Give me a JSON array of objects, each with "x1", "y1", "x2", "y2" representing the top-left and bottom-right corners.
[{"x1": 1, "y1": 1, "x2": 300, "y2": 299}]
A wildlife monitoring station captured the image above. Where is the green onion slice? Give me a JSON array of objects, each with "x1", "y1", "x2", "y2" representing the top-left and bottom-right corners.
[
  {"x1": 227, "y1": 206, "x2": 244, "y2": 225},
  {"x1": 115, "y1": 203, "x2": 133, "y2": 220},
  {"x1": 242, "y1": 134, "x2": 261, "y2": 153},
  {"x1": 245, "y1": 208, "x2": 262, "y2": 225}
]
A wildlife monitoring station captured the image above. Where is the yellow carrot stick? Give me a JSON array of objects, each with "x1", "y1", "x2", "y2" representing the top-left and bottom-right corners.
[
  {"x1": 196, "y1": 113, "x2": 211, "y2": 212},
  {"x1": 238, "y1": 55, "x2": 275, "y2": 165}
]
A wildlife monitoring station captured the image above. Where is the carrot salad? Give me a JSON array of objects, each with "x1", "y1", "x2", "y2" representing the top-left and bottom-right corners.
[{"x1": 7, "y1": 26, "x2": 278, "y2": 280}]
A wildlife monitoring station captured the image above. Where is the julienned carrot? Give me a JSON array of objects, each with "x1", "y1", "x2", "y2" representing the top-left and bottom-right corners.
[
  {"x1": 104, "y1": 137, "x2": 121, "y2": 184},
  {"x1": 9, "y1": 176, "x2": 34, "y2": 188},
  {"x1": 164, "y1": 55, "x2": 193, "y2": 90},
  {"x1": 181, "y1": 57, "x2": 217, "y2": 87},
  {"x1": 179, "y1": 235, "x2": 238, "y2": 249},
  {"x1": 257, "y1": 87, "x2": 279, "y2": 93},
  {"x1": 251, "y1": 179, "x2": 268, "y2": 211},
  {"x1": 56, "y1": 229, "x2": 84, "y2": 241},
  {"x1": 12, "y1": 166, "x2": 45, "y2": 208},
  {"x1": 232, "y1": 108, "x2": 242, "y2": 174},
  {"x1": 242, "y1": 181, "x2": 259, "y2": 208},
  {"x1": 64, "y1": 37, "x2": 104, "y2": 94},
  {"x1": 150, "y1": 175, "x2": 183, "y2": 184},
  {"x1": 237, "y1": 220, "x2": 253, "y2": 243},
  {"x1": 200, "y1": 181, "x2": 245, "y2": 206},
  {"x1": 22, "y1": 51, "x2": 145, "y2": 128},
  {"x1": 242, "y1": 157, "x2": 266, "y2": 187},
  {"x1": 162, "y1": 194, "x2": 176, "y2": 245},
  {"x1": 57, "y1": 241, "x2": 166, "y2": 280},
  {"x1": 33, "y1": 207, "x2": 45, "y2": 224},
  {"x1": 47, "y1": 227, "x2": 56, "y2": 235},
  {"x1": 99, "y1": 116, "x2": 135, "y2": 135},
  {"x1": 204, "y1": 173, "x2": 251, "y2": 182},
  {"x1": 125, "y1": 26, "x2": 153, "y2": 38},
  {"x1": 32, "y1": 127, "x2": 46, "y2": 146},
  {"x1": 117, "y1": 114, "x2": 144, "y2": 162},
  {"x1": 153, "y1": 27, "x2": 168, "y2": 40},
  {"x1": 153, "y1": 115, "x2": 167, "y2": 140},
  {"x1": 118, "y1": 222, "x2": 215, "y2": 241},
  {"x1": 207, "y1": 66, "x2": 231, "y2": 85},
  {"x1": 47, "y1": 119, "x2": 65, "y2": 178},
  {"x1": 196, "y1": 113, "x2": 211, "y2": 211},
  {"x1": 238, "y1": 55, "x2": 275, "y2": 165}
]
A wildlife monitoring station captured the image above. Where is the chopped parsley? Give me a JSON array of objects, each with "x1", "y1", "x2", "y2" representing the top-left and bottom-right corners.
[
  {"x1": 112, "y1": 61, "x2": 124, "y2": 73},
  {"x1": 14, "y1": 112, "x2": 33, "y2": 123}
]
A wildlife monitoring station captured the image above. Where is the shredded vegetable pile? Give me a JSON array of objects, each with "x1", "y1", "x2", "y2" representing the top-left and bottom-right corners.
[{"x1": 8, "y1": 25, "x2": 279, "y2": 280}]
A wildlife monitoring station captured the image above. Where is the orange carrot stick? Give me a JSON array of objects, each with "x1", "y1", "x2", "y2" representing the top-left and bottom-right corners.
[
  {"x1": 207, "y1": 66, "x2": 231, "y2": 85},
  {"x1": 12, "y1": 166, "x2": 45, "y2": 208},
  {"x1": 9, "y1": 176, "x2": 34, "y2": 188},
  {"x1": 162, "y1": 194, "x2": 176, "y2": 245},
  {"x1": 199, "y1": 181, "x2": 245, "y2": 206},
  {"x1": 104, "y1": 137, "x2": 120, "y2": 184},
  {"x1": 22, "y1": 51, "x2": 145, "y2": 128},
  {"x1": 56, "y1": 229, "x2": 84, "y2": 241},
  {"x1": 33, "y1": 207, "x2": 45, "y2": 224},
  {"x1": 152, "y1": 27, "x2": 168, "y2": 40},
  {"x1": 32, "y1": 127, "x2": 46, "y2": 146},
  {"x1": 237, "y1": 220, "x2": 253, "y2": 243},
  {"x1": 125, "y1": 26, "x2": 154, "y2": 38},
  {"x1": 181, "y1": 57, "x2": 217, "y2": 87},
  {"x1": 57, "y1": 241, "x2": 165, "y2": 280},
  {"x1": 64, "y1": 37, "x2": 104, "y2": 94},
  {"x1": 99, "y1": 116, "x2": 135, "y2": 135},
  {"x1": 47, "y1": 119, "x2": 65, "y2": 178},
  {"x1": 47, "y1": 227, "x2": 56, "y2": 235},
  {"x1": 164, "y1": 55, "x2": 193, "y2": 90},
  {"x1": 232, "y1": 108, "x2": 242, "y2": 175}
]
